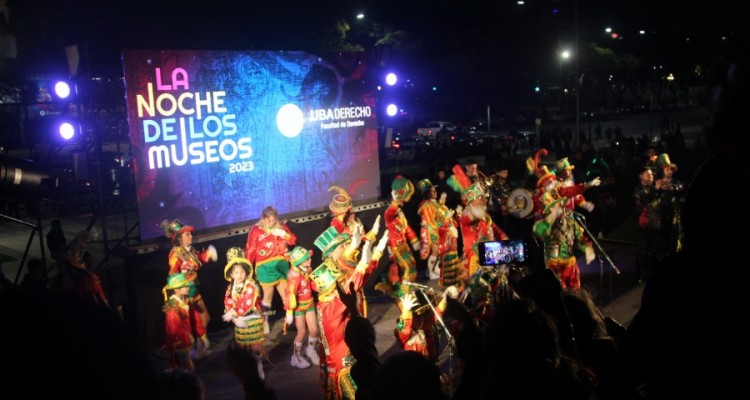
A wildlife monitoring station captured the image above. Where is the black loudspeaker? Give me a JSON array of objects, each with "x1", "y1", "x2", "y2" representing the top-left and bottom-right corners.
[{"x1": 0, "y1": 155, "x2": 50, "y2": 197}]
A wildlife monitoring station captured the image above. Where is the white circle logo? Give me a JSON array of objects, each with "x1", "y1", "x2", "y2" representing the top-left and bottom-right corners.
[{"x1": 276, "y1": 104, "x2": 304, "y2": 138}]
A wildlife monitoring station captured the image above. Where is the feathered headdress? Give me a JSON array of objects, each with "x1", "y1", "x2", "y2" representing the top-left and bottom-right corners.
[
  {"x1": 446, "y1": 164, "x2": 471, "y2": 194},
  {"x1": 447, "y1": 164, "x2": 484, "y2": 204},
  {"x1": 526, "y1": 148, "x2": 557, "y2": 188}
]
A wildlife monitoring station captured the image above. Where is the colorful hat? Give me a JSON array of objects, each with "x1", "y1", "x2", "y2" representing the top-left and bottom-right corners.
[
  {"x1": 416, "y1": 178, "x2": 435, "y2": 195},
  {"x1": 314, "y1": 226, "x2": 351, "y2": 258},
  {"x1": 463, "y1": 182, "x2": 485, "y2": 204},
  {"x1": 536, "y1": 165, "x2": 557, "y2": 189},
  {"x1": 656, "y1": 153, "x2": 678, "y2": 171},
  {"x1": 555, "y1": 157, "x2": 575, "y2": 172},
  {"x1": 224, "y1": 247, "x2": 253, "y2": 282},
  {"x1": 160, "y1": 219, "x2": 194, "y2": 243},
  {"x1": 328, "y1": 186, "x2": 353, "y2": 216},
  {"x1": 391, "y1": 175, "x2": 415, "y2": 202},
  {"x1": 289, "y1": 246, "x2": 313, "y2": 267},
  {"x1": 540, "y1": 192, "x2": 567, "y2": 215},
  {"x1": 162, "y1": 273, "x2": 194, "y2": 300}
]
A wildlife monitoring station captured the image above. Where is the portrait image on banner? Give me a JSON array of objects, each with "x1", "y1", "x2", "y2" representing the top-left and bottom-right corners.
[{"x1": 122, "y1": 50, "x2": 381, "y2": 241}]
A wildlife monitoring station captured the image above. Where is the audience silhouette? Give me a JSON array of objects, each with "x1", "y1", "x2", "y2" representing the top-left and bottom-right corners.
[{"x1": 621, "y1": 54, "x2": 748, "y2": 399}]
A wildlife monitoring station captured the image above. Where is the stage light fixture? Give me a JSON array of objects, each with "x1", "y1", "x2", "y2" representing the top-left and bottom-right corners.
[
  {"x1": 54, "y1": 81, "x2": 72, "y2": 99},
  {"x1": 385, "y1": 73, "x2": 398, "y2": 86},
  {"x1": 386, "y1": 104, "x2": 398, "y2": 117},
  {"x1": 58, "y1": 122, "x2": 76, "y2": 140}
]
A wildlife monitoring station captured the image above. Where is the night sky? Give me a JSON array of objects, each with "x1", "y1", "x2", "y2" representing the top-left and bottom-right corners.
[{"x1": 6, "y1": 0, "x2": 746, "y2": 118}]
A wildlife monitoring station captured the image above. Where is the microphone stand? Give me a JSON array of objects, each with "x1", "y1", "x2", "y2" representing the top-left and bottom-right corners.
[
  {"x1": 573, "y1": 212, "x2": 620, "y2": 275},
  {"x1": 417, "y1": 288, "x2": 455, "y2": 395}
]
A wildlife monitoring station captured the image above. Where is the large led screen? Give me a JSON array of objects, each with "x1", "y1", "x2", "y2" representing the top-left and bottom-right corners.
[{"x1": 122, "y1": 50, "x2": 381, "y2": 241}]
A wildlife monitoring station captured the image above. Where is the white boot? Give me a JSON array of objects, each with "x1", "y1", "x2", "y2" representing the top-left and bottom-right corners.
[
  {"x1": 291, "y1": 342, "x2": 311, "y2": 369},
  {"x1": 255, "y1": 353, "x2": 265, "y2": 380},
  {"x1": 428, "y1": 256, "x2": 440, "y2": 280},
  {"x1": 306, "y1": 338, "x2": 320, "y2": 366},
  {"x1": 261, "y1": 303, "x2": 272, "y2": 334}
]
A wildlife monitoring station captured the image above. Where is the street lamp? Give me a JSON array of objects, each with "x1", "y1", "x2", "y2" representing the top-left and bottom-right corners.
[{"x1": 559, "y1": 49, "x2": 571, "y2": 111}]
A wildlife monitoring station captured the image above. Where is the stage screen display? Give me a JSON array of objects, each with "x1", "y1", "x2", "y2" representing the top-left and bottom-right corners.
[{"x1": 122, "y1": 50, "x2": 381, "y2": 241}]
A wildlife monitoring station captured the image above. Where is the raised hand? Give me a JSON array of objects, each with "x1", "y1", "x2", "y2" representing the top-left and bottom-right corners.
[
  {"x1": 204, "y1": 244, "x2": 218, "y2": 262},
  {"x1": 222, "y1": 310, "x2": 236, "y2": 322},
  {"x1": 357, "y1": 237, "x2": 374, "y2": 270},
  {"x1": 335, "y1": 281, "x2": 359, "y2": 318},
  {"x1": 375, "y1": 230, "x2": 390, "y2": 254},
  {"x1": 400, "y1": 292, "x2": 417, "y2": 312},
  {"x1": 586, "y1": 177, "x2": 602, "y2": 188},
  {"x1": 271, "y1": 228, "x2": 287, "y2": 238},
  {"x1": 349, "y1": 223, "x2": 363, "y2": 250},
  {"x1": 369, "y1": 215, "x2": 381, "y2": 237}
]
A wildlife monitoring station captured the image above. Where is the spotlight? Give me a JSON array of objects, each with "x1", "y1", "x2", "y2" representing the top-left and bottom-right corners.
[
  {"x1": 385, "y1": 73, "x2": 398, "y2": 86},
  {"x1": 386, "y1": 104, "x2": 398, "y2": 117},
  {"x1": 54, "y1": 81, "x2": 72, "y2": 99},
  {"x1": 59, "y1": 122, "x2": 76, "y2": 140}
]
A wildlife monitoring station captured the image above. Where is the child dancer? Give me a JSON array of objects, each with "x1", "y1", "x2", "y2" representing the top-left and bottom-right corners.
[
  {"x1": 162, "y1": 273, "x2": 208, "y2": 371},
  {"x1": 285, "y1": 246, "x2": 321, "y2": 369},
  {"x1": 222, "y1": 247, "x2": 267, "y2": 379}
]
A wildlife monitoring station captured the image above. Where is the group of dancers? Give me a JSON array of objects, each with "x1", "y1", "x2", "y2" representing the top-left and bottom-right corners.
[{"x1": 160, "y1": 147, "x2": 606, "y2": 399}]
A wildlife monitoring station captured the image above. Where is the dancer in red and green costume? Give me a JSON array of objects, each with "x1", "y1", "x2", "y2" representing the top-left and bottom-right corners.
[
  {"x1": 376, "y1": 175, "x2": 420, "y2": 300},
  {"x1": 527, "y1": 149, "x2": 600, "y2": 219},
  {"x1": 311, "y1": 222, "x2": 389, "y2": 400},
  {"x1": 162, "y1": 218, "x2": 217, "y2": 356},
  {"x1": 221, "y1": 247, "x2": 267, "y2": 379},
  {"x1": 437, "y1": 214, "x2": 463, "y2": 288},
  {"x1": 162, "y1": 273, "x2": 208, "y2": 372},
  {"x1": 447, "y1": 164, "x2": 508, "y2": 277},
  {"x1": 285, "y1": 246, "x2": 322, "y2": 370},
  {"x1": 244, "y1": 205, "x2": 297, "y2": 333},
  {"x1": 416, "y1": 178, "x2": 453, "y2": 281},
  {"x1": 533, "y1": 192, "x2": 596, "y2": 290}
]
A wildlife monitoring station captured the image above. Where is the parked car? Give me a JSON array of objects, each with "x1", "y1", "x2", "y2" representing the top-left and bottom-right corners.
[{"x1": 416, "y1": 121, "x2": 457, "y2": 138}]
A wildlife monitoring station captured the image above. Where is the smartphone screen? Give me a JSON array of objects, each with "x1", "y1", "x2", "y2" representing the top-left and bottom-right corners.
[{"x1": 478, "y1": 240, "x2": 526, "y2": 265}]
